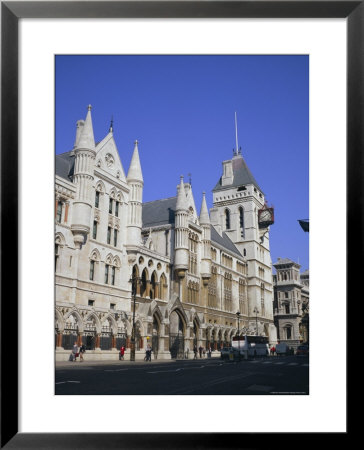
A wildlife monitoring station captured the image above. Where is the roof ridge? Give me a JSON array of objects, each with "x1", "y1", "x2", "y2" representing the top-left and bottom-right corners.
[{"x1": 142, "y1": 196, "x2": 177, "y2": 205}]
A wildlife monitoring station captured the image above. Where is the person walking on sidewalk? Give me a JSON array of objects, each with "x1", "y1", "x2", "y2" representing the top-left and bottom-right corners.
[
  {"x1": 79, "y1": 343, "x2": 86, "y2": 362},
  {"x1": 193, "y1": 345, "x2": 198, "y2": 359},
  {"x1": 119, "y1": 346, "x2": 125, "y2": 360},
  {"x1": 72, "y1": 342, "x2": 78, "y2": 362}
]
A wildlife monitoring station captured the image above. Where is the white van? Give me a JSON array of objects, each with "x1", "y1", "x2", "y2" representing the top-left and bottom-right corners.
[{"x1": 275, "y1": 342, "x2": 289, "y2": 355}]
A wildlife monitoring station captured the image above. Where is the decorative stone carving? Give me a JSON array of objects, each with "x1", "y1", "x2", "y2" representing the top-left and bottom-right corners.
[{"x1": 105, "y1": 153, "x2": 114, "y2": 168}]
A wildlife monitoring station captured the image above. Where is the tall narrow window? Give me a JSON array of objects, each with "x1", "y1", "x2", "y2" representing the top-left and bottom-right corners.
[
  {"x1": 239, "y1": 207, "x2": 244, "y2": 238},
  {"x1": 111, "y1": 266, "x2": 115, "y2": 285},
  {"x1": 95, "y1": 191, "x2": 100, "y2": 208},
  {"x1": 115, "y1": 201, "x2": 119, "y2": 217},
  {"x1": 109, "y1": 198, "x2": 113, "y2": 214},
  {"x1": 107, "y1": 227, "x2": 111, "y2": 244},
  {"x1": 114, "y1": 229, "x2": 118, "y2": 247},
  {"x1": 225, "y1": 209, "x2": 230, "y2": 230},
  {"x1": 90, "y1": 260, "x2": 95, "y2": 281},
  {"x1": 104, "y1": 264, "x2": 109, "y2": 284},
  {"x1": 55, "y1": 244, "x2": 59, "y2": 270},
  {"x1": 56, "y1": 202, "x2": 63, "y2": 223},
  {"x1": 93, "y1": 221, "x2": 97, "y2": 239}
]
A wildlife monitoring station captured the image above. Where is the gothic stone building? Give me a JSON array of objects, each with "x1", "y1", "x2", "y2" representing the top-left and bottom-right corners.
[
  {"x1": 272, "y1": 258, "x2": 310, "y2": 350},
  {"x1": 55, "y1": 105, "x2": 277, "y2": 360}
]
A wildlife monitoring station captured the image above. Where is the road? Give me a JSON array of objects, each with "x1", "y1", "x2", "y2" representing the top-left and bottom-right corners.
[{"x1": 55, "y1": 355, "x2": 309, "y2": 395}]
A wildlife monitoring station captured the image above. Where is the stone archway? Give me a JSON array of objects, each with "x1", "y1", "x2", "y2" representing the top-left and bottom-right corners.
[
  {"x1": 152, "y1": 314, "x2": 161, "y2": 358},
  {"x1": 169, "y1": 309, "x2": 185, "y2": 359}
]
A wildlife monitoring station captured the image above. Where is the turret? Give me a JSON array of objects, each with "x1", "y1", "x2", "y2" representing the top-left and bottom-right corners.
[
  {"x1": 199, "y1": 192, "x2": 211, "y2": 285},
  {"x1": 174, "y1": 176, "x2": 189, "y2": 278},
  {"x1": 127, "y1": 140, "x2": 143, "y2": 245},
  {"x1": 71, "y1": 105, "x2": 96, "y2": 248}
]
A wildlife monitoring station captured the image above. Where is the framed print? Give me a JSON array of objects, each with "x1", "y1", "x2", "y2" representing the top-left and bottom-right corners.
[{"x1": 1, "y1": 0, "x2": 356, "y2": 447}]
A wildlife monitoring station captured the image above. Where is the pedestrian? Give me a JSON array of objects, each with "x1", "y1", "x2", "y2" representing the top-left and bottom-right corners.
[
  {"x1": 193, "y1": 345, "x2": 198, "y2": 359},
  {"x1": 271, "y1": 346, "x2": 276, "y2": 356},
  {"x1": 72, "y1": 341, "x2": 78, "y2": 362},
  {"x1": 202, "y1": 347, "x2": 206, "y2": 358},
  {"x1": 79, "y1": 343, "x2": 86, "y2": 362},
  {"x1": 146, "y1": 344, "x2": 152, "y2": 361},
  {"x1": 119, "y1": 346, "x2": 125, "y2": 361},
  {"x1": 198, "y1": 345, "x2": 203, "y2": 358},
  {"x1": 185, "y1": 347, "x2": 189, "y2": 359},
  {"x1": 208, "y1": 347, "x2": 212, "y2": 358}
]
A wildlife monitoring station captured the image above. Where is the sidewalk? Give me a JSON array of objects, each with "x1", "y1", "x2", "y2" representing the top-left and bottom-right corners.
[{"x1": 56, "y1": 355, "x2": 221, "y2": 368}]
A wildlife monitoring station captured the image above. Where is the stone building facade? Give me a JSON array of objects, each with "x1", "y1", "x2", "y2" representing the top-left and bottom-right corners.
[
  {"x1": 55, "y1": 105, "x2": 277, "y2": 360},
  {"x1": 272, "y1": 258, "x2": 309, "y2": 350}
]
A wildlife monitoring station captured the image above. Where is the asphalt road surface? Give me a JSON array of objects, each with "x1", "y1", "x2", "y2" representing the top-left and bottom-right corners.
[{"x1": 55, "y1": 355, "x2": 309, "y2": 395}]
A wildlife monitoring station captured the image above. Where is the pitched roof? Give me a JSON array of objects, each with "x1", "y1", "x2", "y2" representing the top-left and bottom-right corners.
[
  {"x1": 55, "y1": 151, "x2": 75, "y2": 181},
  {"x1": 142, "y1": 197, "x2": 177, "y2": 227},
  {"x1": 210, "y1": 226, "x2": 242, "y2": 257},
  {"x1": 273, "y1": 257, "x2": 300, "y2": 267},
  {"x1": 213, "y1": 154, "x2": 261, "y2": 192},
  {"x1": 142, "y1": 198, "x2": 242, "y2": 257}
]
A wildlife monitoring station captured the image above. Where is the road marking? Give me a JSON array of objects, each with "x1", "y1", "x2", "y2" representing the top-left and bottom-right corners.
[
  {"x1": 288, "y1": 363, "x2": 298, "y2": 366},
  {"x1": 274, "y1": 362, "x2": 285, "y2": 365},
  {"x1": 147, "y1": 368, "x2": 183, "y2": 374},
  {"x1": 104, "y1": 369, "x2": 129, "y2": 372},
  {"x1": 262, "y1": 361, "x2": 273, "y2": 364},
  {"x1": 55, "y1": 381, "x2": 81, "y2": 384},
  {"x1": 302, "y1": 364, "x2": 309, "y2": 367}
]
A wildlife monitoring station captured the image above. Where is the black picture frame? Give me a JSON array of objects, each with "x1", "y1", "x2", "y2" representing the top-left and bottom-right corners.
[{"x1": 1, "y1": 1, "x2": 355, "y2": 448}]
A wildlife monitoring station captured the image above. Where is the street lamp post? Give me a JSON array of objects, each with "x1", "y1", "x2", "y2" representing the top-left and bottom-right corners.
[
  {"x1": 129, "y1": 275, "x2": 138, "y2": 361},
  {"x1": 236, "y1": 311, "x2": 241, "y2": 361},
  {"x1": 253, "y1": 307, "x2": 259, "y2": 336}
]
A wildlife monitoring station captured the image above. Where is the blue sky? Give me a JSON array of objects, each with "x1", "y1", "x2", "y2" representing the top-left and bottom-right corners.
[{"x1": 56, "y1": 55, "x2": 309, "y2": 271}]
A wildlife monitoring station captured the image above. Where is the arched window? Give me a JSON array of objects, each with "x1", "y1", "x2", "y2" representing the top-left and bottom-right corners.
[
  {"x1": 95, "y1": 190, "x2": 100, "y2": 208},
  {"x1": 225, "y1": 209, "x2": 231, "y2": 230},
  {"x1": 90, "y1": 260, "x2": 95, "y2": 280},
  {"x1": 159, "y1": 273, "x2": 167, "y2": 300},
  {"x1": 141, "y1": 269, "x2": 148, "y2": 298},
  {"x1": 150, "y1": 271, "x2": 157, "y2": 299},
  {"x1": 239, "y1": 207, "x2": 245, "y2": 238}
]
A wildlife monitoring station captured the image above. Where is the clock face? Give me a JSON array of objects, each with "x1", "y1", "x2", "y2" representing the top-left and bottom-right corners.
[
  {"x1": 260, "y1": 210, "x2": 272, "y2": 222},
  {"x1": 258, "y1": 208, "x2": 274, "y2": 227}
]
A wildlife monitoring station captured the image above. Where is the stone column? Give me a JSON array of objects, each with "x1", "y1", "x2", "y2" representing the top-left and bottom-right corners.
[
  {"x1": 64, "y1": 202, "x2": 69, "y2": 223},
  {"x1": 77, "y1": 332, "x2": 83, "y2": 346},
  {"x1": 136, "y1": 278, "x2": 141, "y2": 296},
  {"x1": 95, "y1": 334, "x2": 101, "y2": 350},
  {"x1": 146, "y1": 280, "x2": 151, "y2": 298},
  {"x1": 56, "y1": 332, "x2": 63, "y2": 348},
  {"x1": 154, "y1": 282, "x2": 160, "y2": 299}
]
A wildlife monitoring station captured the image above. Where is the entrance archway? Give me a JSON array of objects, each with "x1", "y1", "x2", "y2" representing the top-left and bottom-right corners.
[
  {"x1": 169, "y1": 309, "x2": 185, "y2": 359},
  {"x1": 152, "y1": 314, "x2": 160, "y2": 358}
]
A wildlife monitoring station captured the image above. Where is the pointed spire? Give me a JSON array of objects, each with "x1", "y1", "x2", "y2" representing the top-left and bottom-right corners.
[
  {"x1": 127, "y1": 140, "x2": 143, "y2": 182},
  {"x1": 199, "y1": 192, "x2": 210, "y2": 225},
  {"x1": 77, "y1": 104, "x2": 95, "y2": 151},
  {"x1": 109, "y1": 115, "x2": 114, "y2": 133},
  {"x1": 176, "y1": 175, "x2": 188, "y2": 211}
]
